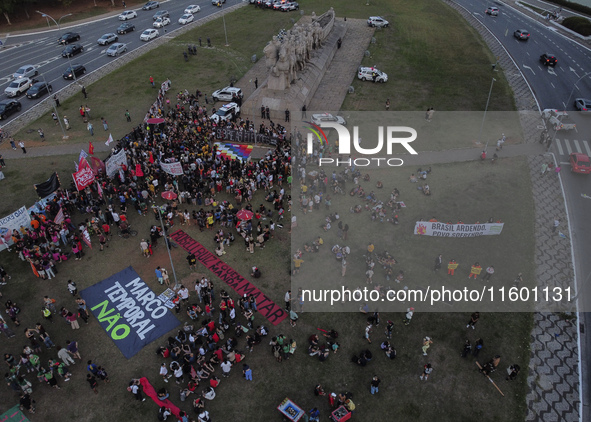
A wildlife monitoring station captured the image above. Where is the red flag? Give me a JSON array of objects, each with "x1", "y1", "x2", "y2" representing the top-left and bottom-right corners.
[
  {"x1": 89, "y1": 141, "x2": 94, "y2": 155},
  {"x1": 135, "y1": 164, "x2": 144, "y2": 177},
  {"x1": 72, "y1": 166, "x2": 95, "y2": 191},
  {"x1": 149, "y1": 151, "x2": 154, "y2": 164},
  {"x1": 96, "y1": 181, "x2": 103, "y2": 198},
  {"x1": 54, "y1": 208, "x2": 65, "y2": 224},
  {"x1": 79, "y1": 157, "x2": 90, "y2": 170},
  {"x1": 89, "y1": 156, "x2": 105, "y2": 175}
]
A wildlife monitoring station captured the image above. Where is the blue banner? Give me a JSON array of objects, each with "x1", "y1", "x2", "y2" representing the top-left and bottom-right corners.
[{"x1": 80, "y1": 266, "x2": 180, "y2": 359}]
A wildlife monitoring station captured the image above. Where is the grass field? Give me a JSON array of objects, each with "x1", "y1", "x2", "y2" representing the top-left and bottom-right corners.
[{"x1": 0, "y1": 0, "x2": 534, "y2": 421}]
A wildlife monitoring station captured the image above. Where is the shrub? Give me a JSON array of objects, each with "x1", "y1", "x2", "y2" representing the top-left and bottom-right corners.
[{"x1": 562, "y1": 16, "x2": 591, "y2": 36}]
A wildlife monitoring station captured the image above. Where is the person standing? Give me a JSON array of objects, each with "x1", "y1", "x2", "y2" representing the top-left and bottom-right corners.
[
  {"x1": 370, "y1": 375, "x2": 380, "y2": 394},
  {"x1": 81, "y1": 86, "x2": 87, "y2": 99},
  {"x1": 101, "y1": 117, "x2": 108, "y2": 131},
  {"x1": 460, "y1": 340, "x2": 472, "y2": 357},
  {"x1": 447, "y1": 259, "x2": 458, "y2": 275},
  {"x1": 403, "y1": 307, "x2": 414, "y2": 326},
  {"x1": 552, "y1": 216, "x2": 560, "y2": 233},
  {"x1": 125, "y1": 110, "x2": 131, "y2": 122},
  {"x1": 341, "y1": 259, "x2": 347, "y2": 277},
  {"x1": 254, "y1": 77, "x2": 258, "y2": 89},
  {"x1": 87, "y1": 122, "x2": 94, "y2": 136},
  {"x1": 284, "y1": 290, "x2": 291, "y2": 311},
  {"x1": 467, "y1": 312, "x2": 480, "y2": 329},
  {"x1": 129, "y1": 379, "x2": 146, "y2": 401},
  {"x1": 301, "y1": 104, "x2": 307, "y2": 119},
  {"x1": 155, "y1": 267, "x2": 163, "y2": 284},
  {"x1": 57, "y1": 346, "x2": 75, "y2": 366},
  {"x1": 285, "y1": 109, "x2": 290, "y2": 122},
  {"x1": 243, "y1": 364, "x2": 252, "y2": 381},
  {"x1": 140, "y1": 239, "x2": 149, "y2": 257},
  {"x1": 54, "y1": 94, "x2": 60, "y2": 107},
  {"x1": 150, "y1": 76, "x2": 155, "y2": 87},
  {"x1": 482, "y1": 266, "x2": 494, "y2": 281},
  {"x1": 385, "y1": 99, "x2": 390, "y2": 110},
  {"x1": 420, "y1": 363, "x2": 433, "y2": 380},
  {"x1": 422, "y1": 336, "x2": 433, "y2": 356},
  {"x1": 64, "y1": 116, "x2": 70, "y2": 130},
  {"x1": 364, "y1": 322, "x2": 373, "y2": 344},
  {"x1": 87, "y1": 374, "x2": 99, "y2": 394},
  {"x1": 473, "y1": 338, "x2": 484, "y2": 357},
  {"x1": 186, "y1": 252, "x2": 197, "y2": 270},
  {"x1": 38, "y1": 129, "x2": 45, "y2": 141},
  {"x1": 18, "y1": 141, "x2": 26, "y2": 154},
  {"x1": 433, "y1": 254, "x2": 442, "y2": 271},
  {"x1": 469, "y1": 262, "x2": 482, "y2": 279}
]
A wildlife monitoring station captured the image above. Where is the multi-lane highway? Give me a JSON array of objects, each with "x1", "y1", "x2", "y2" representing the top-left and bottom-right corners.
[
  {"x1": 0, "y1": 0, "x2": 236, "y2": 125},
  {"x1": 454, "y1": 0, "x2": 591, "y2": 419}
]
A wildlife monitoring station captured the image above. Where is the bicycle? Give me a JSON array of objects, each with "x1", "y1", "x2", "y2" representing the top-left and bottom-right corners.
[{"x1": 118, "y1": 227, "x2": 138, "y2": 238}]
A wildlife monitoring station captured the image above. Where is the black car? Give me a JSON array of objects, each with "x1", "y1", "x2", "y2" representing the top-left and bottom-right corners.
[
  {"x1": 63, "y1": 64, "x2": 86, "y2": 80},
  {"x1": 26, "y1": 82, "x2": 53, "y2": 99},
  {"x1": 540, "y1": 53, "x2": 557, "y2": 66},
  {"x1": 117, "y1": 22, "x2": 136, "y2": 34},
  {"x1": 62, "y1": 44, "x2": 84, "y2": 58},
  {"x1": 58, "y1": 32, "x2": 80, "y2": 45},
  {"x1": 0, "y1": 99, "x2": 22, "y2": 120}
]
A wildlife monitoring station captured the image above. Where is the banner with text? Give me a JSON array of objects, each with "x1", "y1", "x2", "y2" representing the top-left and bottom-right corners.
[
  {"x1": 80, "y1": 266, "x2": 180, "y2": 359},
  {"x1": 105, "y1": 149, "x2": 128, "y2": 178},
  {"x1": 160, "y1": 161, "x2": 183, "y2": 176},
  {"x1": 414, "y1": 222, "x2": 504, "y2": 237},
  {"x1": 170, "y1": 230, "x2": 287, "y2": 325},
  {"x1": 0, "y1": 206, "x2": 31, "y2": 251},
  {"x1": 72, "y1": 166, "x2": 95, "y2": 191}
]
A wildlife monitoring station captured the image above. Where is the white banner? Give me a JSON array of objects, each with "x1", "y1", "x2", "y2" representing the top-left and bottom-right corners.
[
  {"x1": 414, "y1": 222, "x2": 504, "y2": 237},
  {"x1": 0, "y1": 206, "x2": 32, "y2": 251},
  {"x1": 160, "y1": 161, "x2": 183, "y2": 176},
  {"x1": 105, "y1": 149, "x2": 128, "y2": 178}
]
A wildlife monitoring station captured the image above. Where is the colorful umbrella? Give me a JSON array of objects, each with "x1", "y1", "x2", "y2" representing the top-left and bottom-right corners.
[
  {"x1": 161, "y1": 191, "x2": 177, "y2": 201},
  {"x1": 147, "y1": 118, "x2": 165, "y2": 124},
  {"x1": 236, "y1": 209, "x2": 254, "y2": 221}
]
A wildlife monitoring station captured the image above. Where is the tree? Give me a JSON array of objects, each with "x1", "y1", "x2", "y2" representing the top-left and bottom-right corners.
[{"x1": 0, "y1": 0, "x2": 16, "y2": 25}]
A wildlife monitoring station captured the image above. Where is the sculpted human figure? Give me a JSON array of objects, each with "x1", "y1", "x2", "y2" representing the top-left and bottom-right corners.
[{"x1": 263, "y1": 36, "x2": 281, "y2": 69}]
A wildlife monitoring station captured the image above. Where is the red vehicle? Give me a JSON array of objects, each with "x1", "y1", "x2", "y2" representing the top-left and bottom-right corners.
[{"x1": 569, "y1": 153, "x2": 591, "y2": 174}]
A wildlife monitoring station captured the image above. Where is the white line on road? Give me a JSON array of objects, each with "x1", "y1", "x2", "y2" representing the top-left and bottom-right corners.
[
  {"x1": 574, "y1": 139, "x2": 581, "y2": 153},
  {"x1": 584, "y1": 141, "x2": 591, "y2": 157},
  {"x1": 566, "y1": 140, "x2": 573, "y2": 154},
  {"x1": 523, "y1": 64, "x2": 535, "y2": 75},
  {"x1": 551, "y1": 82, "x2": 556, "y2": 88},
  {"x1": 548, "y1": 67, "x2": 557, "y2": 76},
  {"x1": 556, "y1": 139, "x2": 564, "y2": 155}
]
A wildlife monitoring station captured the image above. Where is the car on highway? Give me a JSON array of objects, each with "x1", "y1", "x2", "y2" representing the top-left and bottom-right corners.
[
  {"x1": 153, "y1": 17, "x2": 171, "y2": 28},
  {"x1": 97, "y1": 33, "x2": 119, "y2": 45},
  {"x1": 58, "y1": 32, "x2": 81, "y2": 44},
  {"x1": 514, "y1": 29, "x2": 530, "y2": 40},
  {"x1": 152, "y1": 10, "x2": 169, "y2": 20},
  {"x1": 12, "y1": 64, "x2": 37, "y2": 79},
  {"x1": 26, "y1": 82, "x2": 53, "y2": 99},
  {"x1": 485, "y1": 6, "x2": 499, "y2": 16},
  {"x1": 574, "y1": 98, "x2": 591, "y2": 112},
  {"x1": 140, "y1": 28, "x2": 160, "y2": 41},
  {"x1": 210, "y1": 102, "x2": 240, "y2": 123},
  {"x1": 540, "y1": 53, "x2": 557, "y2": 66},
  {"x1": 63, "y1": 64, "x2": 86, "y2": 80},
  {"x1": 311, "y1": 113, "x2": 347, "y2": 126},
  {"x1": 62, "y1": 44, "x2": 84, "y2": 58},
  {"x1": 569, "y1": 153, "x2": 591, "y2": 174},
  {"x1": 178, "y1": 14, "x2": 194, "y2": 25},
  {"x1": 280, "y1": 2, "x2": 299, "y2": 11},
  {"x1": 211, "y1": 86, "x2": 244, "y2": 102},
  {"x1": 367, "y1": 16, "x2": 389, "y2": 27},
  {"x1": 212, "y1": 0, "x2": 226, "y2": 4},
  {"x1": 142, "y1": 1, "x2": 160, "y2": 10},
  {"x1": 4, "y1": 78, "x2": 34, "y2": 97},
  {"x1": 357, "y1": 66, "x2": 388, "y2": 83},
  {"x1": 184, "y1": 5, "x2": 201, "y2": 14},
  {"x1": 117, "y1": 22, "x2": 136, "y2": 34},
  {"x1": 119, "y1": 10, "x2": 137, "y2": 20},
  {"x1": 0, "y1": 99, "x2": 22, "y2": 120},
  {"x1": 106, "y1": 43, "x2": 127, "y2": 57}
]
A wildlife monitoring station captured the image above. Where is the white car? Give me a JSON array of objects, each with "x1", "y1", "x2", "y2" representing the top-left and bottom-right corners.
[
  {"x1": 357, "y1": 66, "x2": 388, "y2": 83},
  {"x1": 310, "y1": 113, "x2": 346, "y2": 126},
  {"x1": 5, "y1": 78, "x2": 33, "y2": 98},
  {"x1": 178, "y1": 14, "x2": 194, "y2": 25},
  {"x1": 367, "y1": 16, "x2": 389, "y2": 27},
  {"x1": 485, "y1": 6, "x2": 499, "y2": 15},
  {"x1": 97, "y1": 33, "x2": 118, "y2": 45},
  {"x1": 106, "y1": 42, "x2": 127, "y2": 57},
  {"x1": 118, "y1": 10, "x2": 137, "y2": 20},
  {"x1": 12, "y1": 64, "x2": 37, "y2": 79},
  {"x1": 211, "y1": 102, "x2": 240, "y2": 123},
  {"x1": 184, "y1": 5, "x2": 201, "y2": 14},
  {"x1": 140, "y1": 29, "x2": 159, "y2": 41},
  {"x1": 211, "y1": 86, "x2": 243, "y2": 102},
  {"x1": 153, "y1": 17, "x2": 171, "y2": 28}
]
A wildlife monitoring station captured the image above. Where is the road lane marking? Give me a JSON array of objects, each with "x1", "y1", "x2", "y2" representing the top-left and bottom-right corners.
[
  {"x1": 574, "y1": 139, "x2": 581, "y2": 153},
  {"x1": 523, "y1": 64, "x2": 535, "y2": 75},
  {"x1": 583, "y1": 141, "x2": 591, "y2": 156},
  {"x1": 556, "y1": 139, "x2": 564, "y2": 155},
  {"x1": 565, "y1": 139, "x2": 573, "y2": 154}
]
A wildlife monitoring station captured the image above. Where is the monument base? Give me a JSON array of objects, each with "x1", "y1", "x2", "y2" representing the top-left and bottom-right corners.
[{"x1": 241, "y1": 18, "x2": 347, "y2": 123}]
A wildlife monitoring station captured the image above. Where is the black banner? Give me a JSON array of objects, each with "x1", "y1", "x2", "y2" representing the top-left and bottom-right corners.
[
  {"x1": 214, "y1": 128, "x2": 277, "y2": 145},
  {"x1": 34, "y1": 172, "x2": 61, "y2": 198}
]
